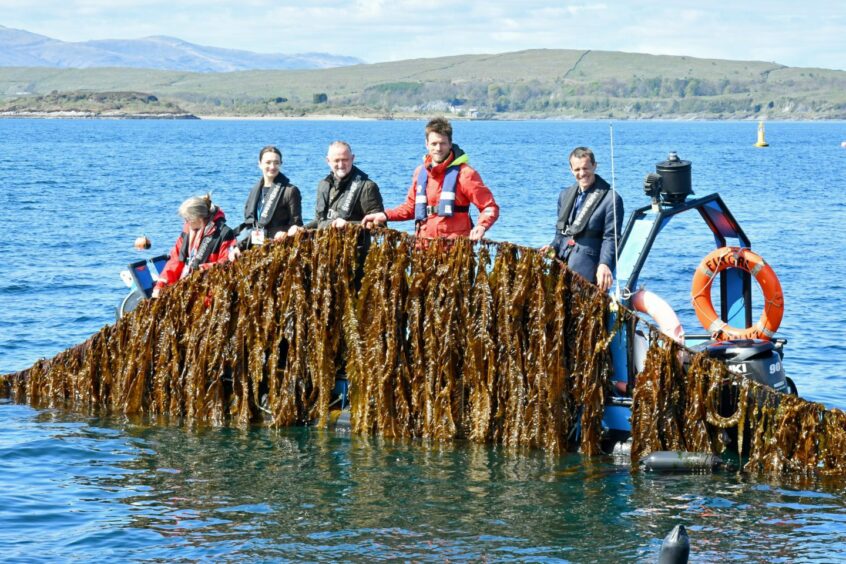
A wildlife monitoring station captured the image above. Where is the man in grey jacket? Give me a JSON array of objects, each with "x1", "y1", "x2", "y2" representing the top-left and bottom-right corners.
[
  {"x1": 543, "y1": 146, "x2": 623, "y2": 291},
  {"x1": 305, "y1": 141, "x2": 384, "y2": 230}
]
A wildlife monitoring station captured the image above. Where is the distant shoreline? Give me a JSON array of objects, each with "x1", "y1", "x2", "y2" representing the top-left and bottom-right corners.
[
  {"x1": 0, "y1": 110, "x2": 197, "y2": 119},
  {"x1": 2, "y1": 110, "x2": 845, "y2": 123},
  {"x1": 197, "y1": 114, "x2": 378, "y2": 121},
  {"x1": 3, "y1": 49, "x2": 845, "y2": 121}
]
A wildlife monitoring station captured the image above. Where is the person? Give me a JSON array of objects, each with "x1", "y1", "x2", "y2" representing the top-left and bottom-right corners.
[
  {"x1": 239, "y1": 145, "x2": 302, "y2": 248},
  {"x1": 542, "y1": 146, "x2": 624, "y2": 291},
  {"x1": 152, "y1": 194, "x2": 236, "y2": 297},
  {"x1": 301, "y1": 140, "x2": 385, "y2": 290},
  {"x1": 304, "y1": 141, "x2": 384, "y2": 230},
  {"x1": 361, "y1": 117, "x2": 499, "y2": 241}
]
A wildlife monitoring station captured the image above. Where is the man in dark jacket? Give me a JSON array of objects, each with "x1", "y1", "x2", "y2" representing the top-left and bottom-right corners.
[
  {"x1": 305, "y1": 141, "x2": 384, "y2": 230},
  {"x1": 543, "y1": 146, "x2": 624, "y2": 291},
  {"x1": 303, "y1": 141, "x2": 384, "y2": 289}
]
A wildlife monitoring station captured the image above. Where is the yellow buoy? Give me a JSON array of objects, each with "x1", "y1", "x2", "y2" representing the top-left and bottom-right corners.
[{"x1": 754, "y1": 121, "x2": 769, "y2": 147}]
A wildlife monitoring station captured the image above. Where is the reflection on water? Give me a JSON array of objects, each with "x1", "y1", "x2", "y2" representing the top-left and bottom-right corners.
[{"x1": 3, "y1": 401, "x2": 846, "y2": 561}]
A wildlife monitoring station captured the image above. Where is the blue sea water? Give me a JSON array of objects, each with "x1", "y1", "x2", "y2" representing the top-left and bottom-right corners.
[{"x1": 1, "y1": 118, "x2": 846, "y2": 561}]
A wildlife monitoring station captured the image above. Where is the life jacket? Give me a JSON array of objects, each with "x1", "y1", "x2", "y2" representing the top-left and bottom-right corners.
[
  {"x1": 255, "y1": 179, "x2": 289, "y2": 228},
  {"x1": 325, "y1": 171, "x2": 367, "y2": 222},
  {"x1": 178, "y1": 210, "x2": 232, "y2": 273},
  {"x1": 240, "y1": 173, "x2": 292, "y2": 233},
  {"x1": 413, "y1": 153, "x2": 470, "y2": 222},
  {"x1": 556, "y1": 178, "x2": 611, "y2": 243}
]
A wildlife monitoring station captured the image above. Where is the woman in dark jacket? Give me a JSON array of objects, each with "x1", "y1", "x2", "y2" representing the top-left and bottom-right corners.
[
  {"x1": 152, "y1": 194, "x2": 235, "y2": 297},
  {"x1": 240, "y1": 145, "x2": 303, "y2": 247}
]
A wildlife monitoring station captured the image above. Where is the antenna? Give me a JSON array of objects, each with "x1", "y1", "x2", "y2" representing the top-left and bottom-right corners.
[{"x1": 609, "y1": 123, "x2": 622, "y2": 300}]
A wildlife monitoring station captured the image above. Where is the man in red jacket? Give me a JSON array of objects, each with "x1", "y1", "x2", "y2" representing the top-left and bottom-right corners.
[{"x1": 362, "y1": 117, "x2": 499, "y2": 240}]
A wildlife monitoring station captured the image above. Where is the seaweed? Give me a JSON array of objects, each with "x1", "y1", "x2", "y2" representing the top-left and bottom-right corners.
[{"x1": 2, "y1": 226, "x2": 846, "y2": 477}]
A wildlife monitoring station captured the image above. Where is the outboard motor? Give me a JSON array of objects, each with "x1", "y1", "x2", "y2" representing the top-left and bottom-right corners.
[
  {"x1": 700, "y1": 339, "x2": 791, "y2": 393},
  {"x1": 691, "y1": 339, "x2": 796, "y2": 455}
]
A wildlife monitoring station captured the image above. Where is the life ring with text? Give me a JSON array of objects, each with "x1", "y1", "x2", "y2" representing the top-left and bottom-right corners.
[{"x1": 691, "y1": 246, "x2": 784, "y2": 340}]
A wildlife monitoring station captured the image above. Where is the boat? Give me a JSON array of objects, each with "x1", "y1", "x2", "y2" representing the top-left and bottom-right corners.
[
  {"x1": 600, "y1": 152, "x2": 794, "y2": 466},
  {"x1": 114, "y1": 151, "x2": 797, "y2": 460},
  {"x1": 117, "y1": 254, "x2": 168, "y2": 318}
]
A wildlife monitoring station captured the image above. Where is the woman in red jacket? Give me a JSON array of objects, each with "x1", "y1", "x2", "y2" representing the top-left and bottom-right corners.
[{"x1": 152, "y1": 194, "x2": 236, "y2": 297}]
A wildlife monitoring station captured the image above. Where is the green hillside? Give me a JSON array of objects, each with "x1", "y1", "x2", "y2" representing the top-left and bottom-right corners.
[{"x1": 1, "y1": 49, "x2": 844, "y2": 119}]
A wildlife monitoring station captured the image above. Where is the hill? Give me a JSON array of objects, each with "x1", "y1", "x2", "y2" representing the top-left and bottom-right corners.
[
  {"x1": 1, "y1": 49, "x2": 844, "y2": 119},
  {"x1": 0, "y1": 25, "x2": 363, "y2": 71}
]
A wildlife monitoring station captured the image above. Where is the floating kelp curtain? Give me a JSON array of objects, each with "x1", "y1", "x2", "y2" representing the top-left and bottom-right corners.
[
  {"x1": 629, "y1": 335, "x2": 846, "y2": 475},
  {"x1": 0, "y1": 228, "x2": 608, "y2": 453},
  {"x1": 3, "y1": 227, "x2": 846, "y2": 475},
  {"x1": 349, "y1": 236, "x2": 609, "y2": 453}
]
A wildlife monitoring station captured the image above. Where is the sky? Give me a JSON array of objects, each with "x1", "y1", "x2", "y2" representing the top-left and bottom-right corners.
[{"x1": 3, "y1": 0, "x2": 844, "y2": 71}]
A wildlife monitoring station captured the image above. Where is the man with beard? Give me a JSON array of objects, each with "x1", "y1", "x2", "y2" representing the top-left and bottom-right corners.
[
  {"x1": 361, "y1": 117, "x2": 499, "y2": 240},
  {"x1": 303, "y1": 141, "x2": 384, "y2": 231}
]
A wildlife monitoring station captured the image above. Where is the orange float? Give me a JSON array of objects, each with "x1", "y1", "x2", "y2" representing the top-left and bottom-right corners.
[{"x1": 690, "y1": 247, "x2": 784, "y2": 340}]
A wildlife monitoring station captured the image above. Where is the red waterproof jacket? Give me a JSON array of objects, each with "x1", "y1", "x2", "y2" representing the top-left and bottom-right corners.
[
  {"x1": 386, "y1": 146, "x2": 499, "y2": 239},
  {"x1": 155, "y1": 207, "x2": 236, "y2": 289}
]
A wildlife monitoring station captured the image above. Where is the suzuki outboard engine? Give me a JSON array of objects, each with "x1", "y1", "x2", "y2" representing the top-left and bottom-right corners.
[
  {"x1": 698, "y1": 339, "x2": 796, "y2": 395},
  {"x1": 691, "y1": 339, "x2": 796, "y2": 455}
]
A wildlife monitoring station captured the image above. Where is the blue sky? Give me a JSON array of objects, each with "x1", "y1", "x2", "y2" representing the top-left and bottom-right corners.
[{"x1": 3, "y1": 0, "x2": 844, "y2": 70}]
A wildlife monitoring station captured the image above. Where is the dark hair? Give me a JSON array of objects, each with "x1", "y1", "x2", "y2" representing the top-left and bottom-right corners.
[
  {"x1": 569, "y1": 146, "x2": 596, "y2": 166},
  {"x1": 425, "y1": 117, "x2": 453, "y2": 142},
  {"x1": 259, "y1": 145, "x2": 282, "y2": 161}
]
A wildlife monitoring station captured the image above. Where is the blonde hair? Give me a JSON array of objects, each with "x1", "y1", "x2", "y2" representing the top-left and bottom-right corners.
[{"x1": 178, "y1": 194, "x2": 216, "y2": 220}]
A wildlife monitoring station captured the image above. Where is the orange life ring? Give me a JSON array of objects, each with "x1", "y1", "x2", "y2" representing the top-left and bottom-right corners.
[{"x1": 690, "y1": 246, "x2": 784, "y2": 340}]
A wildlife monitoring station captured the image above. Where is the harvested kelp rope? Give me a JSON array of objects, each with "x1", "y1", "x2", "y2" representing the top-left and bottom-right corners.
[
  {"x1": 630, "y1": 336, "x2": 714, "y2": 465},
  {"x1": 629, "y1": 336, "x2": 846, "y2": 476},
  {"x1": 4, "y1": 226, "x2": 846, "y2": 476},
  {"x1": 348, "y1": 232, "x2": 413, "y2": 437}
]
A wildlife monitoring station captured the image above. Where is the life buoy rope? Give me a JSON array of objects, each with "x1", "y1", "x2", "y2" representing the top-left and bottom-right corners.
[{"x1": 691, "y1": 246, "x2": 784, "y2": 340}]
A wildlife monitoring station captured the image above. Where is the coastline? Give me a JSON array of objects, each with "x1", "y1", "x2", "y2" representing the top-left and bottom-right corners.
[
  {"x1": 0, "y1": 110, "x2": 198, "y2": 119},
  {"x1": 196, "y1": 114, "x2": 379, "y2": 121},
  {"x1": 2, "y1": 110, "x2": 845, "y2": 122}
]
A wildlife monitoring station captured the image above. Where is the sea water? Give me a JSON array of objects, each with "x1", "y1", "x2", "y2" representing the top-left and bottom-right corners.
[{"x1": 1, "y1": 119, "x2": 845, "y2": 561}]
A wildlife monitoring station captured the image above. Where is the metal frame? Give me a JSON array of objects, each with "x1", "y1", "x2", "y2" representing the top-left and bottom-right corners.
[{"x1": 610, "y1": 193, "x2": 755, "y2": 394}]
